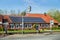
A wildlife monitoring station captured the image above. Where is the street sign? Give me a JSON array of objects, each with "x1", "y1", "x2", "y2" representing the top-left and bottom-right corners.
[
  {"x1": 50, "y1": 20, "x2": 54, "y2": 25},
  {"x1": 50, "y1": 19, "x2": 54, "y2": 34},
  {"x1": 0, "y1": 22, "x2": 2, "y2": 24}
]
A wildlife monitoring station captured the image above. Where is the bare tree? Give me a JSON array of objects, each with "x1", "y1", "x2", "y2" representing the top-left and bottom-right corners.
[
  {"x1": 10, "y1": 10, "x2": 17, "y2": 16},
  {"x1": 0, "y1": 9, "x2": 4, "y2": 15},
  {"x1": 17, "y1": 10, "x2": 21, "y2": 16},
  {"x1": 4, "y1": 10, "x2": 8, "y2": 15}
]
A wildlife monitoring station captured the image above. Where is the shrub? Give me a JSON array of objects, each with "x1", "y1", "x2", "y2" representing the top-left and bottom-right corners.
[
  {"x1": 8, "y1": 29, "x2": 15, "y2": 31},
  {"x1": 0, "y1": 27, "x2": 3, "y2": 31},
  {"x1": 52, "y1": 27, "x2": 60, "y2": 30},
  {"x1": 58, "y1": 27, "x2": 60, "y2": 29}
]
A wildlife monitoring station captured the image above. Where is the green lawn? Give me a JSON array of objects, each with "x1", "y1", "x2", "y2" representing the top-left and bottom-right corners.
[
  {"x1": 0, "y1": 30, "x2": 37, "y2": 34},
  {"x1": 0, "y1": 27, "x2": 60, "y2": 34},
  {"x1": 0, "y1": 30, "x2": 60, "y2": 34}
]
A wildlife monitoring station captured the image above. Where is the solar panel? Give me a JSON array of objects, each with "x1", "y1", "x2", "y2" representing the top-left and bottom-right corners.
[{"x1": 9, "y1": 16, "x2": 45, "y2": 23}]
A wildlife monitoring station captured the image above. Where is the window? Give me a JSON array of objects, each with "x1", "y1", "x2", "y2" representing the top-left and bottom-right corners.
[
  {"x1": 20, "y1": 24, "x2": 22, "y2": 27},
  {"x1": 45, "y1": 24, "x2": 49, "y2": 27},
  {"x1": 15, "y1": 24, "x2": 20, "y2": 28},
  {"x1": 24, "y1": 24, "x2": 32, "y2": 28},
  {"x1": 2, "y1": 19, "x2": 8, "y2": 23},
  {"x1": 41, "y1": 24, "x2": 45, "y2": 27},
  {"x1": 41, "y1": 24, "x2": 49, "y2": 27},
  {"x1": 10, "y1": 24, "x2": 14, "y2": 29},
  {"x1": 28, "y1": 24, "x2": 32, "y2": 28},
  {"x1": 24, "y1": 24, "x2": 27, "y2": 28}
]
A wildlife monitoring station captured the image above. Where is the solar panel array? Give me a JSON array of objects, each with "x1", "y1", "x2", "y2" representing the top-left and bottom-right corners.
[{"x1": 9, "y1": 16, "x2": 45, "y2": 23}]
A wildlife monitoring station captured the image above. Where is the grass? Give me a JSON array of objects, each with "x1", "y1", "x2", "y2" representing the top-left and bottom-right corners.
[
  {"x1": 7, "y1": 30, "x2": 36, "y2": 33},
  {"x1": 0, "y1": 27, "x2": 60, "y2": 34},
  {"x1": 0, "y1": 30, "x2": 37, "y2": 34},
  {"x1": 0, "y1": 31, "x2": 4, "y2": 33},
  {"x1": 22, "y1": 30, "x2": 36, "y2": 32},
  {"x1": 0, "y1": 29, "x2": 60, "y2": 34}
]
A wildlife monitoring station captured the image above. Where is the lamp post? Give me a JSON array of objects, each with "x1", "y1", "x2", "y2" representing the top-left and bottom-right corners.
[
  {"x1": 21, "y1": 6, "x2": 31, "y2": 34},
  {"x1": 21, "y1": 11, "x2": 26, "y2": 34},
  {"x1": 22, "y1": 16, "x2": 24, "y2": 34}
]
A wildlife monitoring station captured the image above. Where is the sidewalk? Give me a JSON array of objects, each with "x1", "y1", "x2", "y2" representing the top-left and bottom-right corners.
[
  {"x1": 4, "y1": 34, "x2": 44, "y2": 38},
  {"x1": 5, "y1": 32, "x2": 60, "y2": 38},
  {"x1": 0, "y1": 30, "x2": 60, "y2": 38},
  {"x1": 44, "y1": 30, "x2": 60, "y2": 32}
]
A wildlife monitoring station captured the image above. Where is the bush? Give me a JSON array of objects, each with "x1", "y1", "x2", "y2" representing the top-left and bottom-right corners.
[
  {"x1": 58, "y1": 27, "x2": 60, "y2": 29},
  {"x1": 8, "y1": 29, "x2": 15, "y2": 31},
  {"x1": 52, "y1": 27, "x2": 60, "y2": 30},
  {"x1": 0, "y1": 27, "x2": 3, "y2": 31}
]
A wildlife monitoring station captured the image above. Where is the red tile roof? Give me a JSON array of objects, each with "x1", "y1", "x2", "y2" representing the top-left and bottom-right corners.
[
  {"x1": 3, "y1": 15, "x2": 12, "y2": 23},
  {"x1": 26, "y1": 13, "x2": 58, "y2": 23},
  {"x1": 2, "y1": 13, "x2": 58, "y2": 23},
  {"x1": 0, "y1": 15, "x2": 3, "y2": 22}
]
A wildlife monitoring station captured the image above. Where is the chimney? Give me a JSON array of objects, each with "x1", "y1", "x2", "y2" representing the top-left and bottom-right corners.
[{"x1": 44, "y1": 12, "x2": 46, "y2": 16}]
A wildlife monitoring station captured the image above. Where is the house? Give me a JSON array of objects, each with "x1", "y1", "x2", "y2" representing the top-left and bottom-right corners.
[{"x1": 0, "y1": 13, "x2": 58, "y2": 30}]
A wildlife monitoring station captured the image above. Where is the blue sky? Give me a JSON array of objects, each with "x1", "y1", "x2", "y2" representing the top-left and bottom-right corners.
[{"x1": 0, "y1": 0, "x2": 60, "y2": 13}]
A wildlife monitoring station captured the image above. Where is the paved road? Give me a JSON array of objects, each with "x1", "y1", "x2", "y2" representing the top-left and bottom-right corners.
[{"x1": 0, "y1": 33, "x2": 60, "y2": 40}]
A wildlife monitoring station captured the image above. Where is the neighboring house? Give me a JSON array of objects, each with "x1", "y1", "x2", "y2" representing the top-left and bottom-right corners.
[
  {"x1": 0, "y1": 13, "x2": 58, "y2": 30},
  {"x1": 0, "y1": 15, "x2": 3, "y2": 28}
]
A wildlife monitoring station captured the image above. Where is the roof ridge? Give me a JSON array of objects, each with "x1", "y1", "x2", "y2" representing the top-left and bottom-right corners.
[{"x1": 27, "y1": 13, "x2": 43, "y2": 15}]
